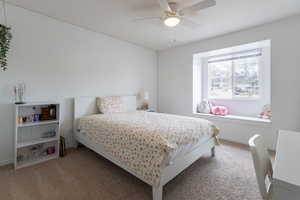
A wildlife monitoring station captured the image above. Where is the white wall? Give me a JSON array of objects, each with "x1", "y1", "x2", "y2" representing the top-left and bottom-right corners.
[
  {"x1": 0, "y1": 5, "x2": 158, "y2": 165},
  {"x1": 158, "y1": 15, "x2": 300, "y2": 150}
]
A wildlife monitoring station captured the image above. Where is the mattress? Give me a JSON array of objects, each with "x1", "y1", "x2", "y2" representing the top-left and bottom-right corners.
[{"x1": 78, "y1": 111, "x2": 219, "y2": 185}]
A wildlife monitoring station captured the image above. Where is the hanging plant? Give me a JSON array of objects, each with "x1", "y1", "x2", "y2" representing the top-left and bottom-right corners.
[{"x1": 0, "y1": 24, "x2": 12, "y2": 71}]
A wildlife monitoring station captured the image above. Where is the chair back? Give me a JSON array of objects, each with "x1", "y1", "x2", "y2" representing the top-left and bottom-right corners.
[{"x1": 249, "y1": 135, "x2": 273, "y2": 200}]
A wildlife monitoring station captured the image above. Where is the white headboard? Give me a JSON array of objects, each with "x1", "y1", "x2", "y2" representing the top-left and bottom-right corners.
[{"x1": 73, "y1": 96, "x2": 137, "y2": 133}]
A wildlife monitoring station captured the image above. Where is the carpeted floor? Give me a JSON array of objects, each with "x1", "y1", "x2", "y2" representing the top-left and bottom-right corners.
[{"x1": 0, "y1": 141, "x2": 263, "y2": 200}]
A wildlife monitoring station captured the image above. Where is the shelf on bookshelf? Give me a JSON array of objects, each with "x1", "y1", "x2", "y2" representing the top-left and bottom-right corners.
[
  {"x1": 17, "y1": 120, "x2": 59, "y2": 127},
  {"x1": 17, "y1": 137, "x2": 59, "y2": 148},
  {"x1": 15, "y1": 102, "x2": 60, "y2": 107},
  {"x1": 16, "y1": 154, "x2": 58, "y2": 169}
]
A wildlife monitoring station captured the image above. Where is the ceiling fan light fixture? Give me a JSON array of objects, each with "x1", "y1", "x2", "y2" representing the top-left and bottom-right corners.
[{"x1": 164, "y1": 16, "x2": 180, "y2": 27}]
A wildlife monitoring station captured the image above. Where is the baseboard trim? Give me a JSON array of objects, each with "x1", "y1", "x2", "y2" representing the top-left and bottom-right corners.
[{"x1": 0, "y1": 159, "x2": 13, "y2": 167}]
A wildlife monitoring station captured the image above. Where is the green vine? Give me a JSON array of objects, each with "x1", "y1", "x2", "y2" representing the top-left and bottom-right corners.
[{"x1": 0, "y1": 24, "x2": 12, "y2": 71}]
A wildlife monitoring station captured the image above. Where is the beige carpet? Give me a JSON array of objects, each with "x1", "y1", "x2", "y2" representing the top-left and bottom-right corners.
[{"x1": 0, "y1": 141, "x2": 262, "y2": 200}]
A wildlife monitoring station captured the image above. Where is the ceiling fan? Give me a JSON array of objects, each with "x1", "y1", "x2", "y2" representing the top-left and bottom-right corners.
[{"x1": 134, "y1": 0, "x2": 216, "y2": 28}]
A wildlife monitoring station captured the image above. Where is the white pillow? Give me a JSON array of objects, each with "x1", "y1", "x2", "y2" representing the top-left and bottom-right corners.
[{"x1": 97, "y1": 96, "x2": 123, "y2": 114}]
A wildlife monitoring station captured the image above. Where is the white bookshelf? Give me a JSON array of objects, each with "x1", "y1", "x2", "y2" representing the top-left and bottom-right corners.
[{"x1": 14, "y1": 102, "x2": 60, "y2": 169}]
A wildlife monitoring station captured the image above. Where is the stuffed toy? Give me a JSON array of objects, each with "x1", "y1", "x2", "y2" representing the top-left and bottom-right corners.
[
  {"x1": 197, "y1": 100, "x2": 212, "y2": 114},
  {"x1": 211, "y1": 105, "x2": 229, "y2": 116},
  {"x1": 259, "y1": 104, "x2": 271, "y2": 119}
]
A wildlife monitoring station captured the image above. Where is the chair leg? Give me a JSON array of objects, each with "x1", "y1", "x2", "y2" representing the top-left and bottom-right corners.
[
  {"x1": 152, "y1": 185, "x2": 163, "y2": 200},
  {"x1": 211, "y1": 147, "x2": 215, "y2": 157}
]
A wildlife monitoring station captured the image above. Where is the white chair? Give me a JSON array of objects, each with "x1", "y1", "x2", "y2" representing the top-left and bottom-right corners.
[{"x1": 249, "y1": 135, "x2": 273, "y2": 200}]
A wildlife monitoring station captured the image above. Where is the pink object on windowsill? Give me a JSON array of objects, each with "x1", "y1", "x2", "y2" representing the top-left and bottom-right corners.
[{"x1": 211, "y1": 106, "x2": 229, "y2": 116}]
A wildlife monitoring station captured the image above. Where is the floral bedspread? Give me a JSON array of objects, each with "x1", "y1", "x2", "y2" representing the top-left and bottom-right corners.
[{"x1": 78, "y1": 111, "x2": 219, "y2": 185}]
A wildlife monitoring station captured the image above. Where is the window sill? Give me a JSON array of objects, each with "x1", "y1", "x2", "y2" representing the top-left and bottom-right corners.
[
  {"x1": 194, "y1": 113, "x2": 271, "y2": 126},
  {"x1": 207, "y1": 97, "x2": 260, "y2": 101}
]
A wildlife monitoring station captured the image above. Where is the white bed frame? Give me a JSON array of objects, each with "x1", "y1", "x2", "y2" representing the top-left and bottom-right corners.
[{"x1": 73, "y1": 96, "x2": 216, "y2": 200}]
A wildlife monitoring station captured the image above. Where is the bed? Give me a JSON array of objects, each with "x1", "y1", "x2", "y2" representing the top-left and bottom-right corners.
[{"x1": 73, "y1": 96, "x2": 219, "y2": 200}]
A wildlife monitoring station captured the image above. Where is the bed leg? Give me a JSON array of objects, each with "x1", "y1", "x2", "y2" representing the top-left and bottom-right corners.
[
  {"x1": 211, "y1": 147, "x2": 215, "y2": 157},
  {"x1": 152, "y1": 185, "x2": 163, "y2": 200}
]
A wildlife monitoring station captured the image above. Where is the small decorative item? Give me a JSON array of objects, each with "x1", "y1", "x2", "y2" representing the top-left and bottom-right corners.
[
  {"x1": 211, "y1": 105, "x2": 229, "y2": 116},
  {"x1": 141, "y1": 103, "x2": 149, "y2": 110},
  {"x1": 41, "y1": 107, "x2": 51, "y2": 121},
  {"x1": 22, "y1": 116, "x2": 27, "y2": 123},
  {"x1": 49, "y1": 105, "x2": 56, "y2": 119},
  {"x1": 139, "y1": 90, "x2": 150, "y2": 110},
  {"x1": 17, "y1": 116, "x2": 23, "y2": 124},
  {"x1": 259, "y1": 104, "x2": 271, "y2": 119},
  {"x1": 30, "y1": 145, "x2": 41, "y2": 159},
  {"x1": 0, "y1": 0, "x2": 12, "y2": 71},
  {"x1": 27, "y1": 115, "x2": 33, "y2": 123},
  {"x1": 197, "y1": 100, "x2": 212, "y2": 114},
  {"x1": 42, "y1": 130, "x2": 56, "y2": 138},
  {"x1": 14, "y1": 83, "x2": 26, "y2": 104},
  {"x1": 47, "y1": 146, "x2": 55, "y2": 155},
  {"x1": 33, "y1": 114, "x2": 40, "y2": 122},
  {"x1": 40, "y1": 105, "x2": 56, "y2": 121}
]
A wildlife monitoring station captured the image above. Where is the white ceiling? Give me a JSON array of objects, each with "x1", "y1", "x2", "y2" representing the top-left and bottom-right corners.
[{"x1": 7, "y1": 0, "x2": 300, "y2": 50}]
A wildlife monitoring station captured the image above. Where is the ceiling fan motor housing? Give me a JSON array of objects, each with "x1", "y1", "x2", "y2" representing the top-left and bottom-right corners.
[{"x1": 168, "y1": 2, "x2": 178, "y2": 13}]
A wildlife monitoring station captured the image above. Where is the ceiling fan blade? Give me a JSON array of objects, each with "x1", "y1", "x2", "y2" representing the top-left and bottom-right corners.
[
  {"x1": 178, "y1": 0, "x2": 207, "y2": 10},
  {"x1": 180, "y1": 0, "x2": 216, "y2": 16},
  {"x1": 157, "y1": 0, "x2": 171, "y2": 12},
  {"x1": 181, "y1": 17, "x2": 201, "y2": 29}
]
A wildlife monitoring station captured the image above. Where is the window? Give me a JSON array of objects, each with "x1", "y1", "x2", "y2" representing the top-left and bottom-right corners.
[
  {"x1": 193, "y1": 40, "x2": 271, "y2": 117},
  {"x1": 207, "y1": 49, "x2": 261, "y2": 99}
]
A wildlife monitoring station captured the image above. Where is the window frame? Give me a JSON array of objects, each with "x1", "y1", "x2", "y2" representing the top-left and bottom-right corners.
[{"x1": 206, "y1": 49, "x2": 263, "y2": 101}]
